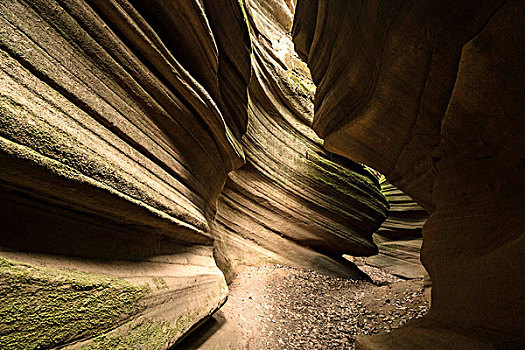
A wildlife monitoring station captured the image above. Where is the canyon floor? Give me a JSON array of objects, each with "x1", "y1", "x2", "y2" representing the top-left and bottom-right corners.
[{"x1": 178, "y1": 264, "x2": 429, "y2": 350}]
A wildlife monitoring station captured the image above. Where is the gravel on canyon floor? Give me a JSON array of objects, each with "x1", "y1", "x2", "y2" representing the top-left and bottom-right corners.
[
  {"x1": 226, "y1": 265, "x2": 428, "y2": 350},
  {"x1": 178, "y1": 264, "x2": 429, "y2": 350}
]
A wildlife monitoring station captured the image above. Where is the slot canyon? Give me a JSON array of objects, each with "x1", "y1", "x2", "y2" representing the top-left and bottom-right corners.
[{"x1": 0, "y1": 0, "x2": 523, "y2": 349}]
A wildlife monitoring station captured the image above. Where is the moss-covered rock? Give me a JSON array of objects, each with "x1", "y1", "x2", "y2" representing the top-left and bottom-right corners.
[
  {"x1": 81, "y1": 315, "x2": 196, "y2": 350},
  {"x1": 0, "y1": 257, "x2": 148, "y2": 349}
]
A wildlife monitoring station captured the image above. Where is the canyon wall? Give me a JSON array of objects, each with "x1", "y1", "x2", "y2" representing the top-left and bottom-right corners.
[
  {"x1": 0, "y1": 0, "x2": 251, "y2": 348},
  {"x1": 366, "y1": 178, "x2": 428, "y2": 279},
  {"x1": 377, "y1": 178, "x2": 427, "y2": 240},
  {"x1": 294, "y1": 0, "x2": 525, "y2": 348},
  {"x1": 0, "y1": 0, "x2": 390, "y2": 347},
  {"x1": 213, "y1": 0, "x2": 389, "y2": 282}
]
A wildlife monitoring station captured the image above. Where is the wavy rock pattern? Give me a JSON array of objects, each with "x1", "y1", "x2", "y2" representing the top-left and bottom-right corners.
[
  {"x1": 213, "y1": 0, "x2": 389, "y2": 282},
  {"x1": 365, "y1": 179, "x2": 428, "y2": 279},
  {"x1": 377, "y1": 179, "x2": 427, "y2": 240},
  {"x1": 294, "y1": 0, "x2": 525, "y2": 348},
  {"x1": 0, "y1": 0, "x2": 250, "y2": 347}
]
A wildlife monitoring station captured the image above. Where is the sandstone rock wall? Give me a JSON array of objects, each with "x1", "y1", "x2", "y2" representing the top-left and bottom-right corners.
[
  {"x1": 377, "y1": 178, "x2": 427, "y2": 240},
  {"x1": 213, "y1": 0, "x2": 389, "y2": 282},
  {"x1": 366, "y1": 178, "x2": 428, "y2": 279},
  {"x1": 0, "y1": 0, "x2": 250, "y2": 347},
  {"x1": 0, "y1": 0, "x2": 389, "y2": 346},
  {"x1": 294, "y1": 0, "x2": 525, "y2": 348}
]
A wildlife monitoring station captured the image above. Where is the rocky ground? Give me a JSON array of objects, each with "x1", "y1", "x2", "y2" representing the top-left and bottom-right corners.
[{"x1": 178, "y1": 264, "x2": 429, "y2": 349}]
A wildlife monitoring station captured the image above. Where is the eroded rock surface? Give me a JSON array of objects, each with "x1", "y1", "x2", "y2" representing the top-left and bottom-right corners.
[
  {"x1": 0, "y1": 0, "x2": 390, "y2": 346},
  {"x1": 365, "y1": 236, "x2": 425, "y2": 281},
  {"x1": 294, "y1": 0, "x2": 525, "y2": 348},
  {"x1": 0, "y1": 0, "x2": 250, "y2": 347},
  {"x1": 213, "y1": 0, "x2": 389, "y2": 282},
  {"x1": 377, "y1": 179, "x2": 427, "y2": 240},
  {"x1": 366, "y1": 179, "x2": 428, "y2": 279}
]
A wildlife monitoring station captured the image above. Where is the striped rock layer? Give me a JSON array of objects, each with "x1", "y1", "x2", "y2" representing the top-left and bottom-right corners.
[
  {"x1": 0, "y1": 0, "x2": 250, "y2": 348},
  {"x1": 0, "y1": 0, "x2": 389, "y2": 347},
  {"x1": 213, "y1": 0, "x2": 388, "y2": 282},
  {"x1": 366, "y1": 178, "x2": 428, "y2": 279}
]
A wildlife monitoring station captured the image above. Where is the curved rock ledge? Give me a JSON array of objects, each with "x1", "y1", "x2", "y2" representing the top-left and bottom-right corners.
[
  {"x1": 0, "y1": 249, "x2": 227, "y2": 350},
  {"x1": 377, "y1": 178, "x2": 427, "y2": 240},
  {"x1": 366, "y1": 178, "x2": 428, "y2": 279}
]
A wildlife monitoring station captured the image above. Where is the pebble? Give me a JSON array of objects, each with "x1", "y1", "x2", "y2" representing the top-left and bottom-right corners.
[{"x1": 243, "y1": 265, "x2": 429, "y2": 349}]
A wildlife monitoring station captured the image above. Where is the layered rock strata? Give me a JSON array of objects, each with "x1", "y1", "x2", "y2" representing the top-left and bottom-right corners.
[
  {"x1": 0, "y1": 0, "x2": 250, "y2": 347},
  {"x1": 377, "y1": 178, "x2": 427, "y2": 240},
  {"x1": 366, "y1": 178, "x2": 428, "y2": 279},
  {"x1": 365, "y1": 235, "x2": 425, "y2": 280},
  {"x1": 213, "y1": 0, "x2": 389, "y2": 282},
  {"x1": 294, "y1": 0, "x2": 525, "y2": 348}
]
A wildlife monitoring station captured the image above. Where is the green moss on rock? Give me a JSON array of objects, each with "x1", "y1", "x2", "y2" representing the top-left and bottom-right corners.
[
  {"x1": 307, "y1": 153, "x2": 389, "y2": 214},
  {"x1": 284, "y1": 69, "x2": 316, "y2": 100},
  {"x1": 151, "y1": 276, "x2": 169, "y2": 291},
  {"x1": 0, "y1": 257, "x2": 148, "y2": 349},
  {"x1": 80, "y1": 319, "x2": 179, "y2": 350},
  {"x1": 82, "y1": 308, "x2": 207, "y2": 350}
]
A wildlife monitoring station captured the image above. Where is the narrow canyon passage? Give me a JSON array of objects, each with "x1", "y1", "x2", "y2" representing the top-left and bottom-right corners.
[
  {"x1": 0, "y1": 0, "x2": 523, "y2": 349},
  {"x1": 178, "y1": 265, "x2": 428, "y2": 350}
]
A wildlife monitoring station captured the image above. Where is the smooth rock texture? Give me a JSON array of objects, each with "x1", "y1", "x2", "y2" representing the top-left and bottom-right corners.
[
  {"x1": 366, "y1": 178, "x2": 428, "y2": 279},
  {"x1": 365, "y1": 235, "x2": 425, "y2": 280},
  {"x1": 294, "y1": 0, "x2": 525, "y2": 348},
  {"x1": 0, "y1": 0, "x2": 250, "y2": 347},
  {"x1": 213, "y1": 0, "x2": 389, "y2": 282}
]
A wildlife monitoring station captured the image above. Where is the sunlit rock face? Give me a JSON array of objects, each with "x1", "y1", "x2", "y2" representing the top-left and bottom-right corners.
[
  {"x1": 0, "y1": 0, "x2": 250, "y2": 347},
  {"x1": 294, "y1": 0, "x2": 525, "y2": 348},
  {"x1": 213, "y1": 0, "x2": 389, "y2": 282},
  {"x1": 366, "y1": 178, "x2": 428, "y2": 279}
]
